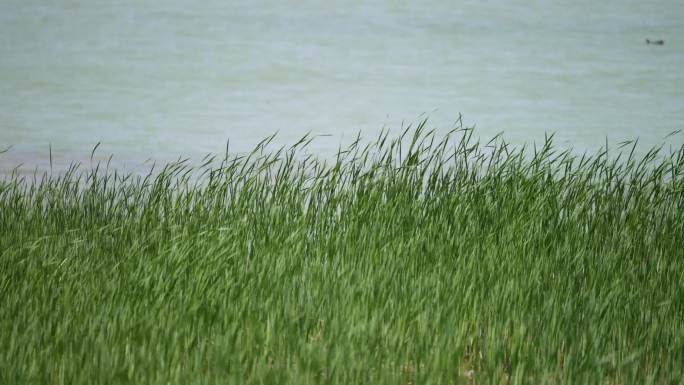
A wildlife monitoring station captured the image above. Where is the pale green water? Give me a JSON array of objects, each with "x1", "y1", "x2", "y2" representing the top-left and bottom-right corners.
[{"x1": 1, "y1": 0, "x2": 683, "y2": 172}]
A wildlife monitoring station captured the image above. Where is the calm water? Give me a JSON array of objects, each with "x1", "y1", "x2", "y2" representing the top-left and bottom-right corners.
[{"x1": 1, "y1": 0, "x2": 683, "y2": 172}]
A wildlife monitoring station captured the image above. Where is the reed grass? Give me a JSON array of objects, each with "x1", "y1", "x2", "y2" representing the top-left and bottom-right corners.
[{"x1": 1, "y1": 122, "x2": 683, "y2": 384}]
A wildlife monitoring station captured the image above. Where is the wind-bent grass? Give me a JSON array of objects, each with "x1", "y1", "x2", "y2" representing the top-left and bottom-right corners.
[{"x1": 1, "y1": 122, "x2": 683, "y2": 385}]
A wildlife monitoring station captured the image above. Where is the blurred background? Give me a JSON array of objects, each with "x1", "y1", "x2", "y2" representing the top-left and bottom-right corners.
[{"x1": 1, "y1": 0, "x2": 683, "y2": 173}]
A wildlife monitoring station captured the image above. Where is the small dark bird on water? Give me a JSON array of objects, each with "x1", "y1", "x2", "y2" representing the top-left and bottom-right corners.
[{"x1": 646, "y1": 39, "x2": 665, "y2": 45}]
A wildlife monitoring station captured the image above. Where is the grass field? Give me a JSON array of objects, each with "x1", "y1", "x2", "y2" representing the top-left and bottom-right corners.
[{"x1": 1, "y1": 123, "x2": 683, "y2": 384}]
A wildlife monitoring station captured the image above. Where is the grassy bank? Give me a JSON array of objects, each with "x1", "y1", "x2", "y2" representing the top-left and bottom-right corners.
[{"x1": 1, "y1": 123, "x2": 683, "y2": 384}]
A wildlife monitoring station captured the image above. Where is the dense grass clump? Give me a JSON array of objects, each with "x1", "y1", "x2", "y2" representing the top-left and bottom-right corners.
[{"x1": 1, "y1": 123, "x2": 683, "y2": 385}]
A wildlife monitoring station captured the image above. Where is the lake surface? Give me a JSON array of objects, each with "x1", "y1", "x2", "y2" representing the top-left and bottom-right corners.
[{"x1": 1, "y1": 0, "x2": 683, "y2": 173}]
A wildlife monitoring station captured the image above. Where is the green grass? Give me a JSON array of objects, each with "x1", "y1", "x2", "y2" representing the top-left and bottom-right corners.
[{"x1": 1, "y1": 122, "x2": 683, "y2": 385}]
